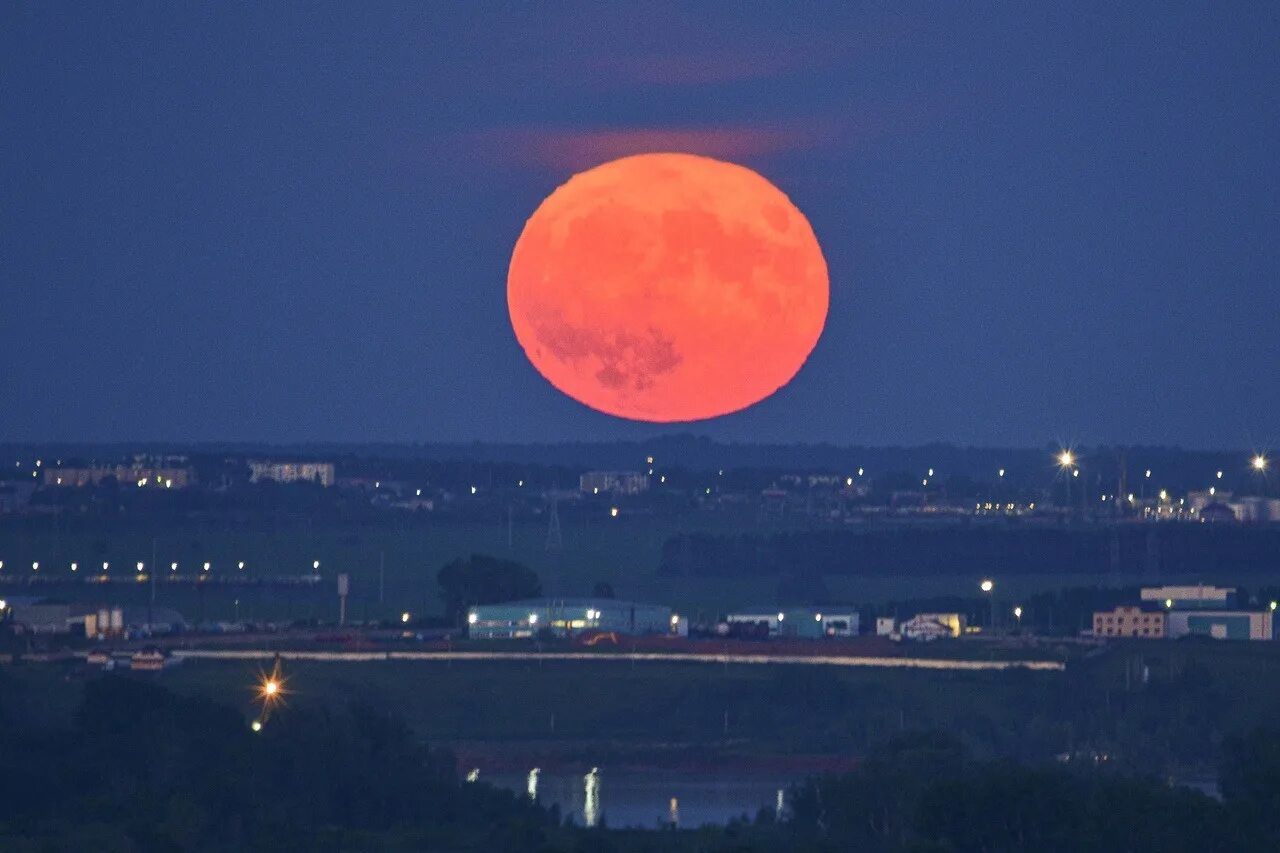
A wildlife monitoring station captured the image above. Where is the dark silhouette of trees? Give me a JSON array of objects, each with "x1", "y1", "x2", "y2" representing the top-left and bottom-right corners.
[{"x1": 438, "y1": 553, "x2": 542, "y2": 624}]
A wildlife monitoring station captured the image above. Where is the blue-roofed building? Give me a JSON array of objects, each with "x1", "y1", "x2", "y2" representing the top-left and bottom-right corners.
[{"x1": 467, "y1": 598, "x2": 680, "y2": 640}]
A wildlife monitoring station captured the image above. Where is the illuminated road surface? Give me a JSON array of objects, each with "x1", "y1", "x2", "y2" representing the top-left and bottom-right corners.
[{"x1": 169, "y1": 649, "x2": 1064, "y2": 672}]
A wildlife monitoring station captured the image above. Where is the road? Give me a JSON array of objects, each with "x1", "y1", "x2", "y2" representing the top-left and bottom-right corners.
[{"x1": 170, "y1": 648, "x2": 1065, "y2": 671}]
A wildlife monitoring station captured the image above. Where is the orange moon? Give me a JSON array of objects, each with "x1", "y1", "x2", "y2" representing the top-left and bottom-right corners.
[{"x1": 507, "y1": 152, "x2": 828, "y2": 422}]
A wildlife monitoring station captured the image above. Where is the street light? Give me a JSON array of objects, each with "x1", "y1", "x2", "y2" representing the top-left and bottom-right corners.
[
  {"x1": 401, "y1": 612, "x2": 411, "y2": 623},
  {"x1": 980, "y1": 579, "x2": 995, "y2": 593},
  {"x1": 1057, "y1": 450, "x2": 1075, "y2": 469},
  {"x1": 1013, "y1": 606, "x2": 1023, "y2": 622},
  {"x1": 1252, "y1": 455, "x2": 1268, "y2": 472}
]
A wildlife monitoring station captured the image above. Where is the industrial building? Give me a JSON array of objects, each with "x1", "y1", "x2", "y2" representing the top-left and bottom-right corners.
[
  {"x1": 249, "y1": 461, "x2": 336, "y2": 487},
  {"x1": 724, "y1": 606, "x2": 859, "y2": 638},
  {"x1": 1093, "y1": 606, "x2": 1166, "y2": 638},
  {"x1": 1167, "y1": 610, "x2": 1274, "y2": 641},
  {"x1": 45, "y1": 464, "x2": 194, "y2": 489},
  {"x1": 578, "y1": 471, "x2": 650, "y2": 495},
  {"x1": 468, "y1": 598, "x2": 678, "y2": 640},
  {"x1": 1140, "y1": 585, "x2": 1237, "y2": 609}
]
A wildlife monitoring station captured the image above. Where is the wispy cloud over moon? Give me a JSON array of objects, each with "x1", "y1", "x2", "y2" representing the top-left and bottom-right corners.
[{"x1": 468, "y1": 122, "x2": 833, "y2": 173}]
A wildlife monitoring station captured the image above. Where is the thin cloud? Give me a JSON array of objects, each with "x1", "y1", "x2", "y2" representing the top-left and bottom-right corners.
[
  {"x1": 594, "y1": 48, "x2": 831, "y2": 88},
  {"x1": 469, "y1": 122, "x2": 831, "y2": 173}
]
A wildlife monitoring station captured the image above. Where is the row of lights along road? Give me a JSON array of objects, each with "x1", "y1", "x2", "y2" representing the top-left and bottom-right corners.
[{"x1": 0, "y1": 560, "x2": 326, "y2": 573}]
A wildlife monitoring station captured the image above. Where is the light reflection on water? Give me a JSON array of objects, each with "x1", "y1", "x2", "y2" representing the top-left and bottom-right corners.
[
  {"x1": 583, "y1": 768, "x2": 600, "y2": 827},
  {"x1": 488, "y1": 769, "x2": 793, "y2": 828}
]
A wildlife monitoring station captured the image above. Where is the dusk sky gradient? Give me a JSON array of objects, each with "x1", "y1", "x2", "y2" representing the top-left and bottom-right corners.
[{"x1": 3, "y1": 2, "x2": 1277, "y2": 448}]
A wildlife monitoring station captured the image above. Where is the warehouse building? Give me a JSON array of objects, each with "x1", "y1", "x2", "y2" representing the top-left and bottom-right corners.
[
  {"x1": 579, "y1": 471, "x2": 649, "y2": 495},
  {"x1": 1140, "y1": 585, "x2": 1237, "y2": 609},
  {"x1": 468, "y1": 598, "x2": 679, "y2": 640},
  {"x1": 725, "y1": 606, "x2": 859, "y2": 639},
  {"x1": 1167, "y1": 610, "x2": 1273, "y2": 641}
]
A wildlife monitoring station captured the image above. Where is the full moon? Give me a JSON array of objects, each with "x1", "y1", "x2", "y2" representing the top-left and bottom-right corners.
[{"x1": 507, "y1": 152, "x2": 829, "y2": 422}]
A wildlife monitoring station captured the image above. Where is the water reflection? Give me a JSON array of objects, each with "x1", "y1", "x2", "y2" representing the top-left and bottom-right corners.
[
  {"x1": 487, "y1": 768, "x2": 794, "y2": 828},
  {"x1": 583, "y1": 768, "x2": 600, "y2": 828}
]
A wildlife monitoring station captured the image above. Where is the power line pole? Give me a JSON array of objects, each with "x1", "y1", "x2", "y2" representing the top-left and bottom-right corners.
[
  {"x1": 545, "y1": 497, "x2": 562, "y2": 553},
  {"x1": 148, "y1": 537, "x2": 157, "y2": 631}
]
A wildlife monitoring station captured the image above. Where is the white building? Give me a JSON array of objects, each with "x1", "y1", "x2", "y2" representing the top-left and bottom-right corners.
[
  {"x1": 249, "y1": 461, "x2": 335, "y2": 487},
  {"x1": 1230, "y1": 497, "x2": 1280, "y2": 523},
  {"x1": 579, "y1": 471, "x2": 649, "y2": 495},
  {"x1": 725, "y1": 607, "x2": 859, "y2": 638},
  {"x1": 899, "y1": 613, "x2": 966, "y2": 641},
  {"x1": 899, "y1": 615, "x2": 954, "y2": 642},
  {"x1": 1140, "y1": 585, "x2": 1237, "y2": 609}
]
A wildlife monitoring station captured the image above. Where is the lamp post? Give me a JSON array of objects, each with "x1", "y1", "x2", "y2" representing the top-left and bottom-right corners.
[
  {"x1": 1057, "y1": 451, "x2": 1076, "y2": 509},
  {"x1": 980, "y1": 579, "x2": 995, "y2": 631}
]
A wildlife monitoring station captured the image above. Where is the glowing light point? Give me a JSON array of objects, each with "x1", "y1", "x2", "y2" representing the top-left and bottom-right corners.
[{"x1": 980, "y1": 579, "x2": 995, "y2": 593}]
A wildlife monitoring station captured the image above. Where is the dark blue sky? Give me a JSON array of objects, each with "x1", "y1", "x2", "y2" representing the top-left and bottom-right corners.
[{"x1": 3, "y1": 2, "x2": 1277, "y2": 448}]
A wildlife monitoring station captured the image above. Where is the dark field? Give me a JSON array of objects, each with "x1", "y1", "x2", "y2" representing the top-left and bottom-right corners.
[
  {"x1": 4, "y1": 514, "x2": 1277, "y2": 624},
  {"x1": 11, "y1": 640, "x2": 1280, "y2": 777}
]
